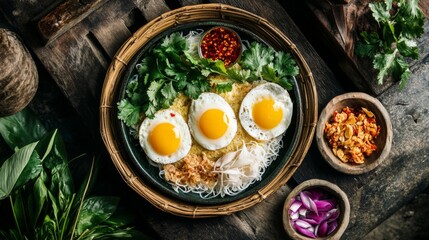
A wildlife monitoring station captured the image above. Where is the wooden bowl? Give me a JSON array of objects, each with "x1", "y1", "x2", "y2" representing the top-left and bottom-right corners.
[
  {"x1": 316, "y1": 92, "x2": 392, "y2": 175},
  {"x1": 283, "y1": 179, "x2": 350, "y2": 240}
]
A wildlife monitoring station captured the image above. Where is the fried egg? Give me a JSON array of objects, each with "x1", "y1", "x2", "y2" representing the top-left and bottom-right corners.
[
  {"x1": 188, "y1": 92, "x2": 237, "y2": 150},
  {"x1": 139, "y1": 110, "x2": 191, "y2": 164},
  {"x1": 239, "y1": 82, "x2": 293, "y2": 141}
]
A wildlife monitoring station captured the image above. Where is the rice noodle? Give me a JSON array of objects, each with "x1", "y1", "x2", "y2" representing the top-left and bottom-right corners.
[{"x1": 160, "y1": 135, "x2": 283, "y2": 199}]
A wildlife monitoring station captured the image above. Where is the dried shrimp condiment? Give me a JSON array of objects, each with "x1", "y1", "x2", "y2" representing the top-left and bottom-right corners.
[{"x1": 324, "y1": 107, "x2": 380, "y2": 164}]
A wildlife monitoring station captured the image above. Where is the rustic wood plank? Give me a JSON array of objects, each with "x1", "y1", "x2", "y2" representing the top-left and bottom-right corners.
[
  {"x1": 27, "y1": 0, "x2": 137, "y2": 138},
  {"x1": 176, "y1": 0, "x2": 205, "y2": 6},
  {"x1": 0, "y1": 0, "x2": 60, "y2": 31},
  {"x1": 131, "y1": 0, "x2": 171, "y2": 21},
  {"x1": 37, "y1": 0, "x2": 105, "y2": 44},
  {"x1": 144, "y1": 212, "x2": 256, "y2": 240},
  {"x1": 91, "y1": 19, "x2": 131, "y2": 58},
  {"x1": 235, "y1": 186, "x2": 291, "y2": 239}
]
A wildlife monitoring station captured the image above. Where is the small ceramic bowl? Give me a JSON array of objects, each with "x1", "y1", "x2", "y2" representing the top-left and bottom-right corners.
[
  {"x1": 316, "y1": 92, "x2": 393, "y2": 175},
  {"x1": 198, "y1": 26, "x2": 242, "y2": 67},
  {"x1": 283, "y1": 179, "x2": 350, "y2": 240}
]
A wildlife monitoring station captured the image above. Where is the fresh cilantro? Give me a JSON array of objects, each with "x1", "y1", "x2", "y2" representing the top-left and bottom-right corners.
[
  {"x1": 117, "y1": 31, "x2": 299, "y2": 127},
  {"x1": 356, "y1": 0, "x2": 424, "y2": 88},
  {"x1": 242, "y1": 42, "x2": 298, "y2": 90},
  {"x1": 214, "y1": 82, "x2": 233, "y2": 93},
  {"x1": 117, "y1": 99, "x2": 141, "y2": 127},
  {"x1": 241, "y1": 42, "x2": 275, "y2": 74}
]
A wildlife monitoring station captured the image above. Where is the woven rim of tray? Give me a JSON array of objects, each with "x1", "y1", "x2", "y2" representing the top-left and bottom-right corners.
[{"x1": 100, "y1": 3, "x2": 317, "y2": 218}]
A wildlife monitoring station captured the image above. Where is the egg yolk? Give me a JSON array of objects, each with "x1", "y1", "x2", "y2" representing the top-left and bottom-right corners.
[
  {"x1": 252, "y1": 98, "x2": 283, "y2": 130},
  {"x1": 149, "y1": 122, "x2": 180, "y2": 156},
  {"x1": 199, "y1": 109, "x2": 229, "y2": 139}
]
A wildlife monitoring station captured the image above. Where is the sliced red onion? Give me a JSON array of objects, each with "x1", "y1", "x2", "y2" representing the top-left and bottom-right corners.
[
  {"x1": 300, "y1": 191, "x2": 318, "y2": 216},
  {"x1": 298, "y1": 207, "x2": 307, "y2": 217},
  {"x1": 327, "y1": 221, "x2": 338, "y2": 235},
  {"x1": 290, "y1": 211, "x2": 299, "y2": 220},
  {"x1": 295, "y1": 219, "x2": 313, "y2": 229},
  {"x1": 306, "y1": 211, "x2": 327, "y2": 225},
  {"x1": 300, "y1": 218, "x2": 319, "y2": 225},
  {"x1": 317, "y1": 221, "x2": 328, "y2": 237},
  {"x1": 289, "y1": 187, "x2": 341, "y2": 238},
  {"x1": 294, "y1": 224, "x2": 316, "y2": 238},
  {"x1": 290, "y1": 200, "x2": 302, "y2": 212},
  {"x1": 308, "y1": 188, "x2": 325, "y2": 200},
  {"x1": 326, "y1": 208, "x2": 340, "y2": 222},
  {"x1": 314, "y1": 199, "x2": 336, "y2": 212}
]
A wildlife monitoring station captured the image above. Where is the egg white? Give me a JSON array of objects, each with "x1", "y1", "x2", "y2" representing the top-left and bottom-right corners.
[
  {"x1": 188, "y1": 92, "x2": 237, "y2": 150},
  {"x1": 239, "y1": 82, "x2": 293, "y2": 141},
  {"x1": 139, "y1": 109, "x2": 192, "y2": 164}
]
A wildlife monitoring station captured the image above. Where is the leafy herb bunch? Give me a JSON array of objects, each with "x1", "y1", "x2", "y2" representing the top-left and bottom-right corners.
[
  {"x1": 0, "y1": 110, "x2": 147, "y2": 240},
  {"x1": 118, "y1": 32, "x2": 299, "y2": 127},
  {"x1": 355, "y1": 0, "x2": 425, "y2": 89}
]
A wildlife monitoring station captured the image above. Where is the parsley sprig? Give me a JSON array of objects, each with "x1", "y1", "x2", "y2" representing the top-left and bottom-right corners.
[
  {"x1": 118, "y1": 32, "x2": 299, "y2": 127},
  {"x1": 355, "y1": 0, "x2": 425, "y2": 89}
]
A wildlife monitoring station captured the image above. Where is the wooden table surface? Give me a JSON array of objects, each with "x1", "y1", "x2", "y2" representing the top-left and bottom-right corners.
[{"x1": 1, "y1": 0, "x2": 428, "y2": 239}]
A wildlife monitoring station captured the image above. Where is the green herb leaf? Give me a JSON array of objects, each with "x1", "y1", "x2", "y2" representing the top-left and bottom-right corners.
[
  {"x1": 369, "y1": 1, "x2": 391, "y2": 24},
  {"x1": 373, "y1": 49, "x2": 398, "y2": 84},
  {"x1": 241, "y1": 42, "x2": 275, "y2": 74},
  {"x1": 76, "y1": 196, "x2": 120, "y2": 236},
  {"x1": 0, "y1": 142, "x2": 38, "y2": 199},
  {"x1": 397, "y1": 37, "x2": 419, "y2": 59},
  {"x1": 0, "y1": 108, "x2": 47, "y2": 150},
  {"x1": 357, "y1": 0, "x2": 424, "y2": 88},
  {"x1": 274, "y1": 51, "x2": 299, "y2": 77},
  {"x1": 355, "y1": 32, "x2": 381, "y2": 58},
  {"x1": 161, "y1": 81, "x2": 178, "y2": 105},
  {"x1": 117, "y1": 99, "x2": 142, "y2": 127},
  {"x1": 214, "y1": 82, "x2": 233, "y2": 93}
]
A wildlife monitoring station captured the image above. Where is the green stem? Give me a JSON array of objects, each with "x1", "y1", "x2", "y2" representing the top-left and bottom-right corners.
[
  {"x1": 9, "y1": 196, "x2": 23, "y2": 239},
  {"x1": 69, "y1": 156, "x2": 95, "y2": 240},
  {"x1": 388, "y1": 21, "x2": 398, "y2": 43},
  {"x1": 59, "y1": 193, "x2": 76, "y2": 240}
]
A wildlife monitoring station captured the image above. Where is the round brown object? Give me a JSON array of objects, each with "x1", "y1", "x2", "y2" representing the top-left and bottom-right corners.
[{"x1": 0, "y1": 28, "x2": 38, "y2": 117}]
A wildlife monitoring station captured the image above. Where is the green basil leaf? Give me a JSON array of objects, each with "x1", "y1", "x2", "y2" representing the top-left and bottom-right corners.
[
  {"x1": 76, "y1": 196, "x2": 120, "y2": 236},
  {"x1": 0, "y1": 108, "x2": 47, "y2": 150},
  {"x1": 0, "y1": 142, "x2": 38, "y2": 199}
]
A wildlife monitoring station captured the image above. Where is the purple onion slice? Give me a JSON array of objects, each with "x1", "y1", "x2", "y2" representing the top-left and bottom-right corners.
[
  {"x1": 294, "y1": 224, "x2": 316, "y2": 238},
  {"x1": 308, "y1": 188, "x2": 325, "y2": 200},
  {"x1": 314, "y1": 199, "x2": 336, "y2": 212},
  {"x1": 290, "y1": 200, "x2": 302, "y2": 213},
  {"x1": 300, "y1": 191, "x2": 318, "y2": 216},
  {"x1": 295, "y1": 219, "x2": 313, "y2": 229},
  {"x1": 327, "y1": 221, "x2": 339, "y2": 235},
  {"x1": 326, "y1": 208, "x2": 340, "y2": 222},
  {"x1": 317, "y1": 221, "x2": 328, "y2": 237}
]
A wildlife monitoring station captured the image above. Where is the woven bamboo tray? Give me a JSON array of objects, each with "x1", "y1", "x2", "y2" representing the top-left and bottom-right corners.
[{"x1": 100, "y1": 3, "x2": 317, "y2": 218}]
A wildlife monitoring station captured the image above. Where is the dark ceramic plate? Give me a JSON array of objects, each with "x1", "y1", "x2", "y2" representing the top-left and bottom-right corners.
[{"x1": 117, "y1": 21, "x2": 303, "y2": 205}]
